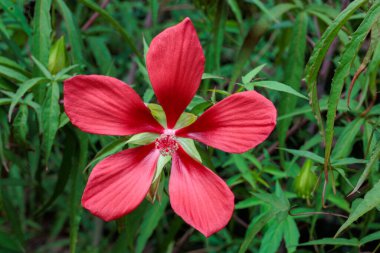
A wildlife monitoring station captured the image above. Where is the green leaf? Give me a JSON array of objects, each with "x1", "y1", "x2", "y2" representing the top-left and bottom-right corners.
[
  {"x1": 84, "y1": 137, "x2": 129, "y2": 172},
  {"x1": 42, "y1": 82, "x2": 60, "y2": 162},
  {"x1": 348, "y1": 141, "x2": 380, "y2": 196},
  {"x1": 331, "y1": 157, "x2": 367, "y2": 166},
  {"x1": 235, "y1": 197, "x2": 263, "y2": 209},
  {"x1": 280, "y1": 148, "x2": 325, "y2": 164},
  {"x1": 227, "y1": 0, "x2": 243, "y2": 26},
  {"x1": 0, "y1": 231, "x2": 24, "y2": 253},
  {"x1": 335, "y1": 180, "x2": 380, "y2": 237},
  {"x1": 78, "y1": 0, "x2": 141, "y2": 60},
  {"x1": 135, "y1": 195, "x2": 169, "y2": 253},
  {"x1": 12, "y1": 104, "x2": 29, "y2": 145},
  {"x1": 0, "y1": 65, "x2": 28, "y2": 83},
  {"x1": 241, "y1": 64, "x2": 266, "y2": 85},
  {"x1": 305, "y1": 0, "x2": 367, "y2": 138},
  {"x1": 247, "y1": 81, "x2": 308, "y2": 100},
  {"x1": 283, "y1": 217, "x2": 300, "y2": 253},
  {"x1": 56, "y1": 0, "x2": 85, "y2": 65},
  {"x1": 88, "y1": 37, "x2": 116, "y2": 76},
  {"x1": 34, "y1": 129, "x2": 78, "y2": 216},
  {"x1": 8, "y1": 77, "x2": 47, "y2": 121},
  {"x1": 259, "y1": 220, "x2": 285, "y2": 253},
  {"x1": 229, "y1": 3, "x2": 296, "y2": 91},
  {"x1": 239, "y1": 210, "x2": 277, "y2": 253},
  {"x1": 232, "y1": 155, "x2": 257, "y2": 189},
  {"x1": 31, "y1": 56, "x2": 53, "y2": 79},
  {"x1": 31, "y1": 0, "x2": 52, "y2": 75},
  {"x1": 69, "y1": 131, "x2": 88, "y2": 253},
  {"x1": 0, "y1": 0, "x2": 32, "y2": 36},
  {"x1": 299, "y1": 238, "x2": 359, "y2": 247},
  {"x1": 324, "y1": 2, "x2": 380, "y2": 170},
  {"x1": 332, "y1": 118, "x2": 365, "y2": 159},
  {"x1": 360, "y1": 231, "x2": 380, "y2": 246},
  {"x1": 1, "y1": 188, "x2": 25, "y2": 244},
  {"x1": 278, "y1": 11, "x2": 308, "y2": 165},
  {"x1": 247, "y1": 0, "x2": 282, "y2": 23}
]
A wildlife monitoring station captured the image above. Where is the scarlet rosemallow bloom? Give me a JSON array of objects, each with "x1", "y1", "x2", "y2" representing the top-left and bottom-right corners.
[{"x1": 64, "y1": 18, "x2": 276, "y2": 237}]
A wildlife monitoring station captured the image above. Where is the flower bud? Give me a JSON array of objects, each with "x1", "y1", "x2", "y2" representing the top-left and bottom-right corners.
[
  {"x1": 48, "y1": 36, "x2": 67, "y2": 74},
  {"x1": 293, "y1": 159, "x2": 318, "y2": 200}
]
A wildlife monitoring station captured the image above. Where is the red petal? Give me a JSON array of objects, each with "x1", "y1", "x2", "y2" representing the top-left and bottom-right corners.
[
  {"x1": 170, "y1": 148, "x2": 234, "y2": 237},
  {"x1": 147, "y1": 18, "x2": 205, "y2": 129},
  {"x1": 176, "y1": 91, "x2": 277, "y2": 153},
  {"x1": 64, "y1": 75, "x2": 163, "y2": 135},
  {"x1": 82, "y1": 144, "x2": 159, "y2": 221}
]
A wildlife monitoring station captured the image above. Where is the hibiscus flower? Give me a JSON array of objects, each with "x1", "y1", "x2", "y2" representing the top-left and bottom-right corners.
[{"x1": 63, "y1": 17, "x2": 276, "y2": 237}]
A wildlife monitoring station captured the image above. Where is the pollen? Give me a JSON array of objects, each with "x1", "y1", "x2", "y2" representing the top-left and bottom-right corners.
[{"x1": 155, "y1": 134, "x2": 179, "y2": 156}]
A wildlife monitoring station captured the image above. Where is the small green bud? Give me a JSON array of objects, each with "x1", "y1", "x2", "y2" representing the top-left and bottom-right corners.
[
  {"x1": 293, "y1": 159, "x2": 318, "y2": 200},
  {"x1": 48, "y1": 36, "x2": 67, "y2": 74}
]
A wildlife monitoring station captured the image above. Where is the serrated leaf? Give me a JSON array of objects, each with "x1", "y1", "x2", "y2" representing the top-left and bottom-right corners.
[
  {"x1": 31, "y1": 0, "x2": 52, "y2": 76},
  {"x1": 42, "y1": 82, "x2": 60, "y2": 162},
  {"x1": 8, "y1": 77, "x2": 47, "y2": 120},
  {"x1": 283, "y1": 216, "x2": 300, "y2": 253},
  {"x1": 239, "y1": 210, "x2": 277, "y2": 253},
  {"x1": 324, "y1": 2, "x2": 380, "y2": 170},
  {"x1": 0, "y1": 65, "x2": 28, "y2": 83},
  {"x1": 12, "y1": 104, "x2": 29, "y2": 145},
  {"x1": 278, "y1": 11, "x2": 308, "y2": 166},
  {"x1": 31, "y1": 56, "x2": 53, "y2": 79},
  {"x1": 348, "y1": 141, "x2": 380, "y2": 196},
  {"x1": 259, "y1": 220, "x2": 285, "y2": 253},
  {"x1": 335, "y1": 180, "x2": 380, "y2": 237},
  {"x1": 34, "y1": 129, "x2": 78, "y2": 216},
  {"x1": 0, "y1": 0, "x2": 32, "y2": 36},
  {"x1": 305, "y1": 0, "x2": 367, "y2": 138}
]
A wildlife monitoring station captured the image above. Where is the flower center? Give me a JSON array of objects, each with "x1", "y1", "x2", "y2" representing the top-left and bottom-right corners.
[{"x1": 155, "y1": 134, "x2": 179, "y2": 156}]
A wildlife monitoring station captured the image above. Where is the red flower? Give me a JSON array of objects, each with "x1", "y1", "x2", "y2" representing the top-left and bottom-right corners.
[{"x1": 64, "y1": 18, "x2": 276, "y2": 237}]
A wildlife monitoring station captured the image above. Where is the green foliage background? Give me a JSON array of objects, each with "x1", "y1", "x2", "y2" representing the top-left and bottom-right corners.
[{"x1": 0, "y1": 0, "x2": 379, "y2": 252}]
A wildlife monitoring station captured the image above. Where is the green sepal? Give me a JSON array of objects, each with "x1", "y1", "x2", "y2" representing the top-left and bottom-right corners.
[
  {"x1": 127, "y1": 132, "x2": 159, "y2": 145},
  {"x1": 147, "y1": 103, "x2": 197, "y2": 129},
  {"x1": 153, "y1": 155, "x2": 171, "y2": 183},
  {"x1": 177, "y1": 138, "x2": 202, "y2": 163}
]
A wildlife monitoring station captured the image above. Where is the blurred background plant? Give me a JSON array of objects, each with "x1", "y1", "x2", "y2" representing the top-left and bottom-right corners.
[{"x1": 0, "y1": 0, "x2": 379, "y2": 252}]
